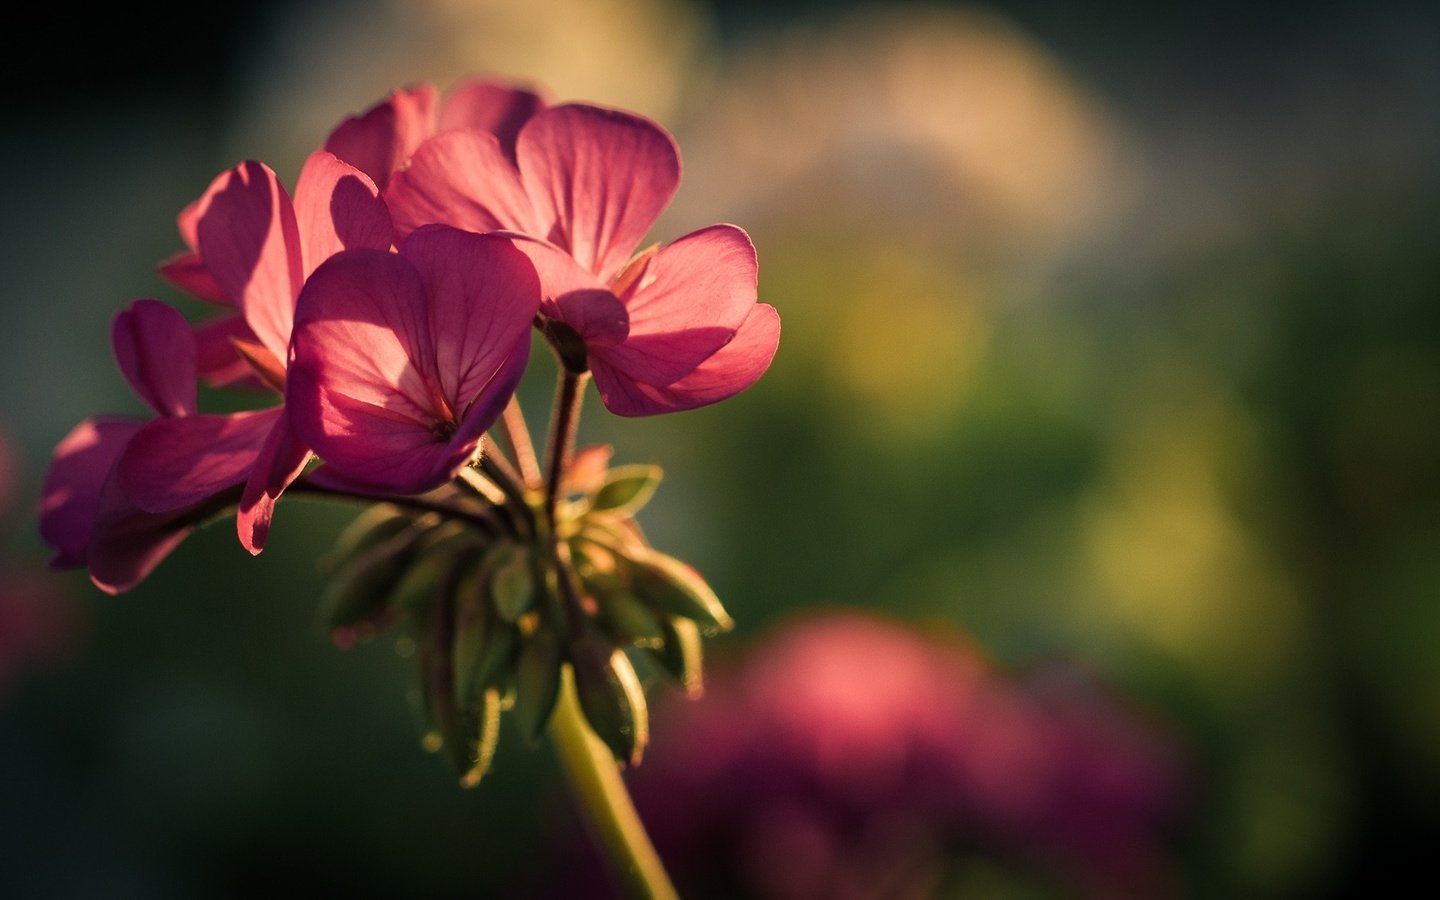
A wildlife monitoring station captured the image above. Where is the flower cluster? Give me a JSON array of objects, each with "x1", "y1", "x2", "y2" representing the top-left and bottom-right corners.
[{"x1": 39, "y1": 76, "x2": 778, "y2": 778}]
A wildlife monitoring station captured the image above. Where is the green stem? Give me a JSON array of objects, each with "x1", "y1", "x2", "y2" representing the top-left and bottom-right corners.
[
  {"x1": 502, "y1": 397, "x2": 543, "y2": 488},
  {"x1": 550, "y1": 669, "x2": 678, "y2": 900}
]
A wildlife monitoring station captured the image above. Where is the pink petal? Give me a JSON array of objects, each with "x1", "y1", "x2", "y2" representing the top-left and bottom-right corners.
[
  {"x1": 39, "y1": 417, "x2": 143, "y2": 568},
  {"x1": 593, "y1": 303, "x2": 779, "y2": 416},
  {"x1": 594, "y1": 224, "x2": 757, "y2": 383},
  {"x1": 512, "y1": 236, "x2": 628, "y2": 348},
  {"x1": 288, "y1": 250, "x2": 454, "y2": 491},
  {"x1": 111, "y1": 300, "x2": 197, "y2": 418},
  {"x1": 517, "y1": 104, "x2": 680, "y2": 282},
  {"x1": 292, "y1": 151, "x2": 394, "y2": 279},
  {"x1": 176, "y1": 194, "x2": 204, "y2": 251},
  {"x1": 290, "y1": 250, "x2": 439, "y2": 418},
  {"x1": 237, "y1": 414, "x2": 312, "y2": 554},
  {"x1": 116, "y1": 408, "x2": 280, "y2": 514},
  {"x1": 399, "y1": 227, "x2": 540, "y2": 410},
  {"x1": 196, "y1": 161, "x2": 304, "y2": 363},
  {"x1": 288, "y1": 237, "x2": 537, "y2": 494},
  {"x1": 157, "y1": 250, "x2": 230, "y2": 305},
  {"x1": 324, "y1": 83, "x2": 440, "y2": 191},
  {"x1": 439, "y1": 77, "x2": 549, "y2": 161},
  {"x1": 194, "y1": 314, "x2": 267, "y2": 390},
  {"x1": 384, "y1": 130, "x2": 536, "y2": 240},
  {"x1": 88, "y1": 476, "x2": 241, "y2": 596}
]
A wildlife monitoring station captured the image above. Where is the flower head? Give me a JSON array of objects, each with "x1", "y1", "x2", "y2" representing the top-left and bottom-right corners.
[{"x1": 381, "y1": 97, "x2": 779, "y2": 415}]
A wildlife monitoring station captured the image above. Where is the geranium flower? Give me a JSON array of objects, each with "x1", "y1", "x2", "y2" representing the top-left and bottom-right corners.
[
  {"x1": 285, "y1": 225, "x2": 540, "y2": 494},
  {"x1": 384, "y1": 101, "x2": 780, "y2": 416},
  {"x1": 323, "y1": 77, "x2": 549, "y2": 190},
  {"x1": 40, "y1": 301, "x2": 270, "y2": 593},
  {"x1": 151, "y1": 151, "x2": 394, "y2": 550}
]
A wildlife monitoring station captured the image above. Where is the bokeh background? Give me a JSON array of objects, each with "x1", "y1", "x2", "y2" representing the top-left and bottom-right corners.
[{"x1": 3, "y1": 0, "x2": 1439, "y2": 896}]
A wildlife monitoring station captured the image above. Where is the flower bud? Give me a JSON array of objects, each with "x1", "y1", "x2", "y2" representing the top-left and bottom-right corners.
[
  {"x1": 629, "y1": 551, "x2": 733, "y2": 634},
  {"x1": 513, "y1": 627, "x2": 563, "y2": 742},
  {"x1": 651, "y1": 616, "x2": 704, "y2": 698},
  {"x1": 570, "y1": 630, "x2": 649, "y2": 767},
  {"x1": 318, "y1": 513, "x2": 440, "y2": 648}
]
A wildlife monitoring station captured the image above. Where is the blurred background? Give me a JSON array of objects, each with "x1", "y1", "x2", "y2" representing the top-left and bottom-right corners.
[{"x1": 2, "y1": 0, "x2": 1438, "y2": 896}]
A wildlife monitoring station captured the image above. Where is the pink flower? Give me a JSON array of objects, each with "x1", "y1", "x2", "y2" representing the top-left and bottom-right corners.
[
  {"x1": 285, "y1": 226, "x2": 540, "y2": 494},
  {"x1": 39, "y1": 301, "x2": 272, "y2": 593},
  {"x1": 384, "y1": 100, "x2": 780, "y2": 416},
  {"x1": 323, "y1": 77, "x2": 550, "y2": 190},
  {"x1": 539, "y1": 613, "x2": 1186, "y2": 899},
  {"x1": 152, "y1": 151, "x2": 395, "y2": 550}
]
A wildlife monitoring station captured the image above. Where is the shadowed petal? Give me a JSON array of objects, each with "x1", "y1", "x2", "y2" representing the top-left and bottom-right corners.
[
  {"x1": 111, "y1": 300, "x2": 197, "y2": 418},
  {"x1": 440, "y1": 78, "x2": 549, "y2": 161},
  {"x1": 517, "y1": 104, "x2": 680, "y2": 282},
  {"x1": 157, "y1": 250, "x2": 229, "y2": 305},
  {"x1": 285, "y1": 388, "x2": 465, "y2": 494},
  {"x1": 194, "y1": 314, "x2": 266, "y2": 390},
  {"x1": 116, "y1": 409, "x2": 280, "y2": 514},
  {"x1": 385, "y1": 130, "x2": 536, "y2": 240},
  {"x1": 88, "y1": 477, "x2": 242, "y2": 596},
  {"x1": 512, "y1": 236, "x2": 628, "y2": 348},
  {"x1": 237, "y1": 415, "x2": 312, "y2": 554},
  {"x1": 293, "y1": 151, "x2": 394, "y2": 278},
  {"x1": 289, "y1": 250, "x2": 438, "y2": 420},
  {"x1": 324, "y1": 83, "x2": 440, "y2": 191},
  {"x1": 399, "y1": 227, "x2": 540, "y2": 407},
  {"x1": 594, "y1": 224, "x2": 757, "y2": 383},
  {"x1": 39, "y1": 417, "x2": 144, "y2": 568},
  {"x1": 289, "y1": 235, "x2": 538, "y2": 494},
  {"x1": 288, "y1": 250, "x2": 449, "y2": 491},
  {"x1": 196, "y1": 161, "x2": 304, "y2": 362},
  {"x1": 593, "y1": 303, "x2": 779, "y2": 416}
]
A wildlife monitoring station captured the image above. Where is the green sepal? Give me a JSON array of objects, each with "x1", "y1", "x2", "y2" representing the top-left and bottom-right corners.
[
  {"x1": 591, "y1": 465, "x2": 663, "y2": 515},
  {"x1": 490, "y1": 545, "x2": 535, "y2": 622},
  {"x1": 323, "y1": 504, "x2": 416, "y2": 570},
  {"x1": 596, "y1": 589, "x2": 666, "y2": 648},
  {"x1": 456, "y1": 687, "x2": 503, "y2": 789},
  {"x1": 513, "y1": 628, "x2": 562, "y2": 743},
  {"x1": 571, "y1": 632, "x2": 650, "y2": 767},
  {"x1": 629, "y1": 551, "x2": 734, "y2": 633},
  {"x1": 452, "y1": 545, "x2": 519, "y2": 706},
  {"x1": 318, "y1": 516, "x2": 438, "y2": 647},
  {"x1": 652, "y1": 616, "x2": 705, "y2": 698}
]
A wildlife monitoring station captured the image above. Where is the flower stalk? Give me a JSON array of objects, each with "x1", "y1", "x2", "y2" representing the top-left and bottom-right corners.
[{"x1": 549, "y1": 668, "x2": 679, "y2": 900}]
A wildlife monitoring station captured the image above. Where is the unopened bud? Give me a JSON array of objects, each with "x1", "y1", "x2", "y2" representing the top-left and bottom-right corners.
[
  {"x1": 630, "y1": 551, "x2": 733, "y2": 633},
  {"x1": 513, "y1": 627, "x2": 562, "y2": 742},
  {"x1": 570, "y1": 631, "x2": 649, "y2": 767}
]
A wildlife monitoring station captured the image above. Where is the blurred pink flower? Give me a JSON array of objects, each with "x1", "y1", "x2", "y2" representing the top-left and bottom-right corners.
[
  {"x1": 285, "y1": 226, "x2": 539, "y2": 494},
  {"x1": 0, "y1": 432, "x2": 80, "y2": 695},
  {"x1": 383, "y1": 97, "x2": 779, "y2": 416},
  {"x1": 546, "y1": 613, "x2": 1187, "y2": 899}
]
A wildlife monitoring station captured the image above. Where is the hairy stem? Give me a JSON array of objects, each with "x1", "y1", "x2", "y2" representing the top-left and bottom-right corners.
[
  {"x1": 502, "y1": 398, "x2": 542, "y2": 488},
  {"x1": 543, "y1": 370, "x2": 589, "y2": 522}
]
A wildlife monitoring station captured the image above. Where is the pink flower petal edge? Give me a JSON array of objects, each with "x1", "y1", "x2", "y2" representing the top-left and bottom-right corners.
[{"x1": 592, "y1": 303, "x2": 780, "y2": 416}]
